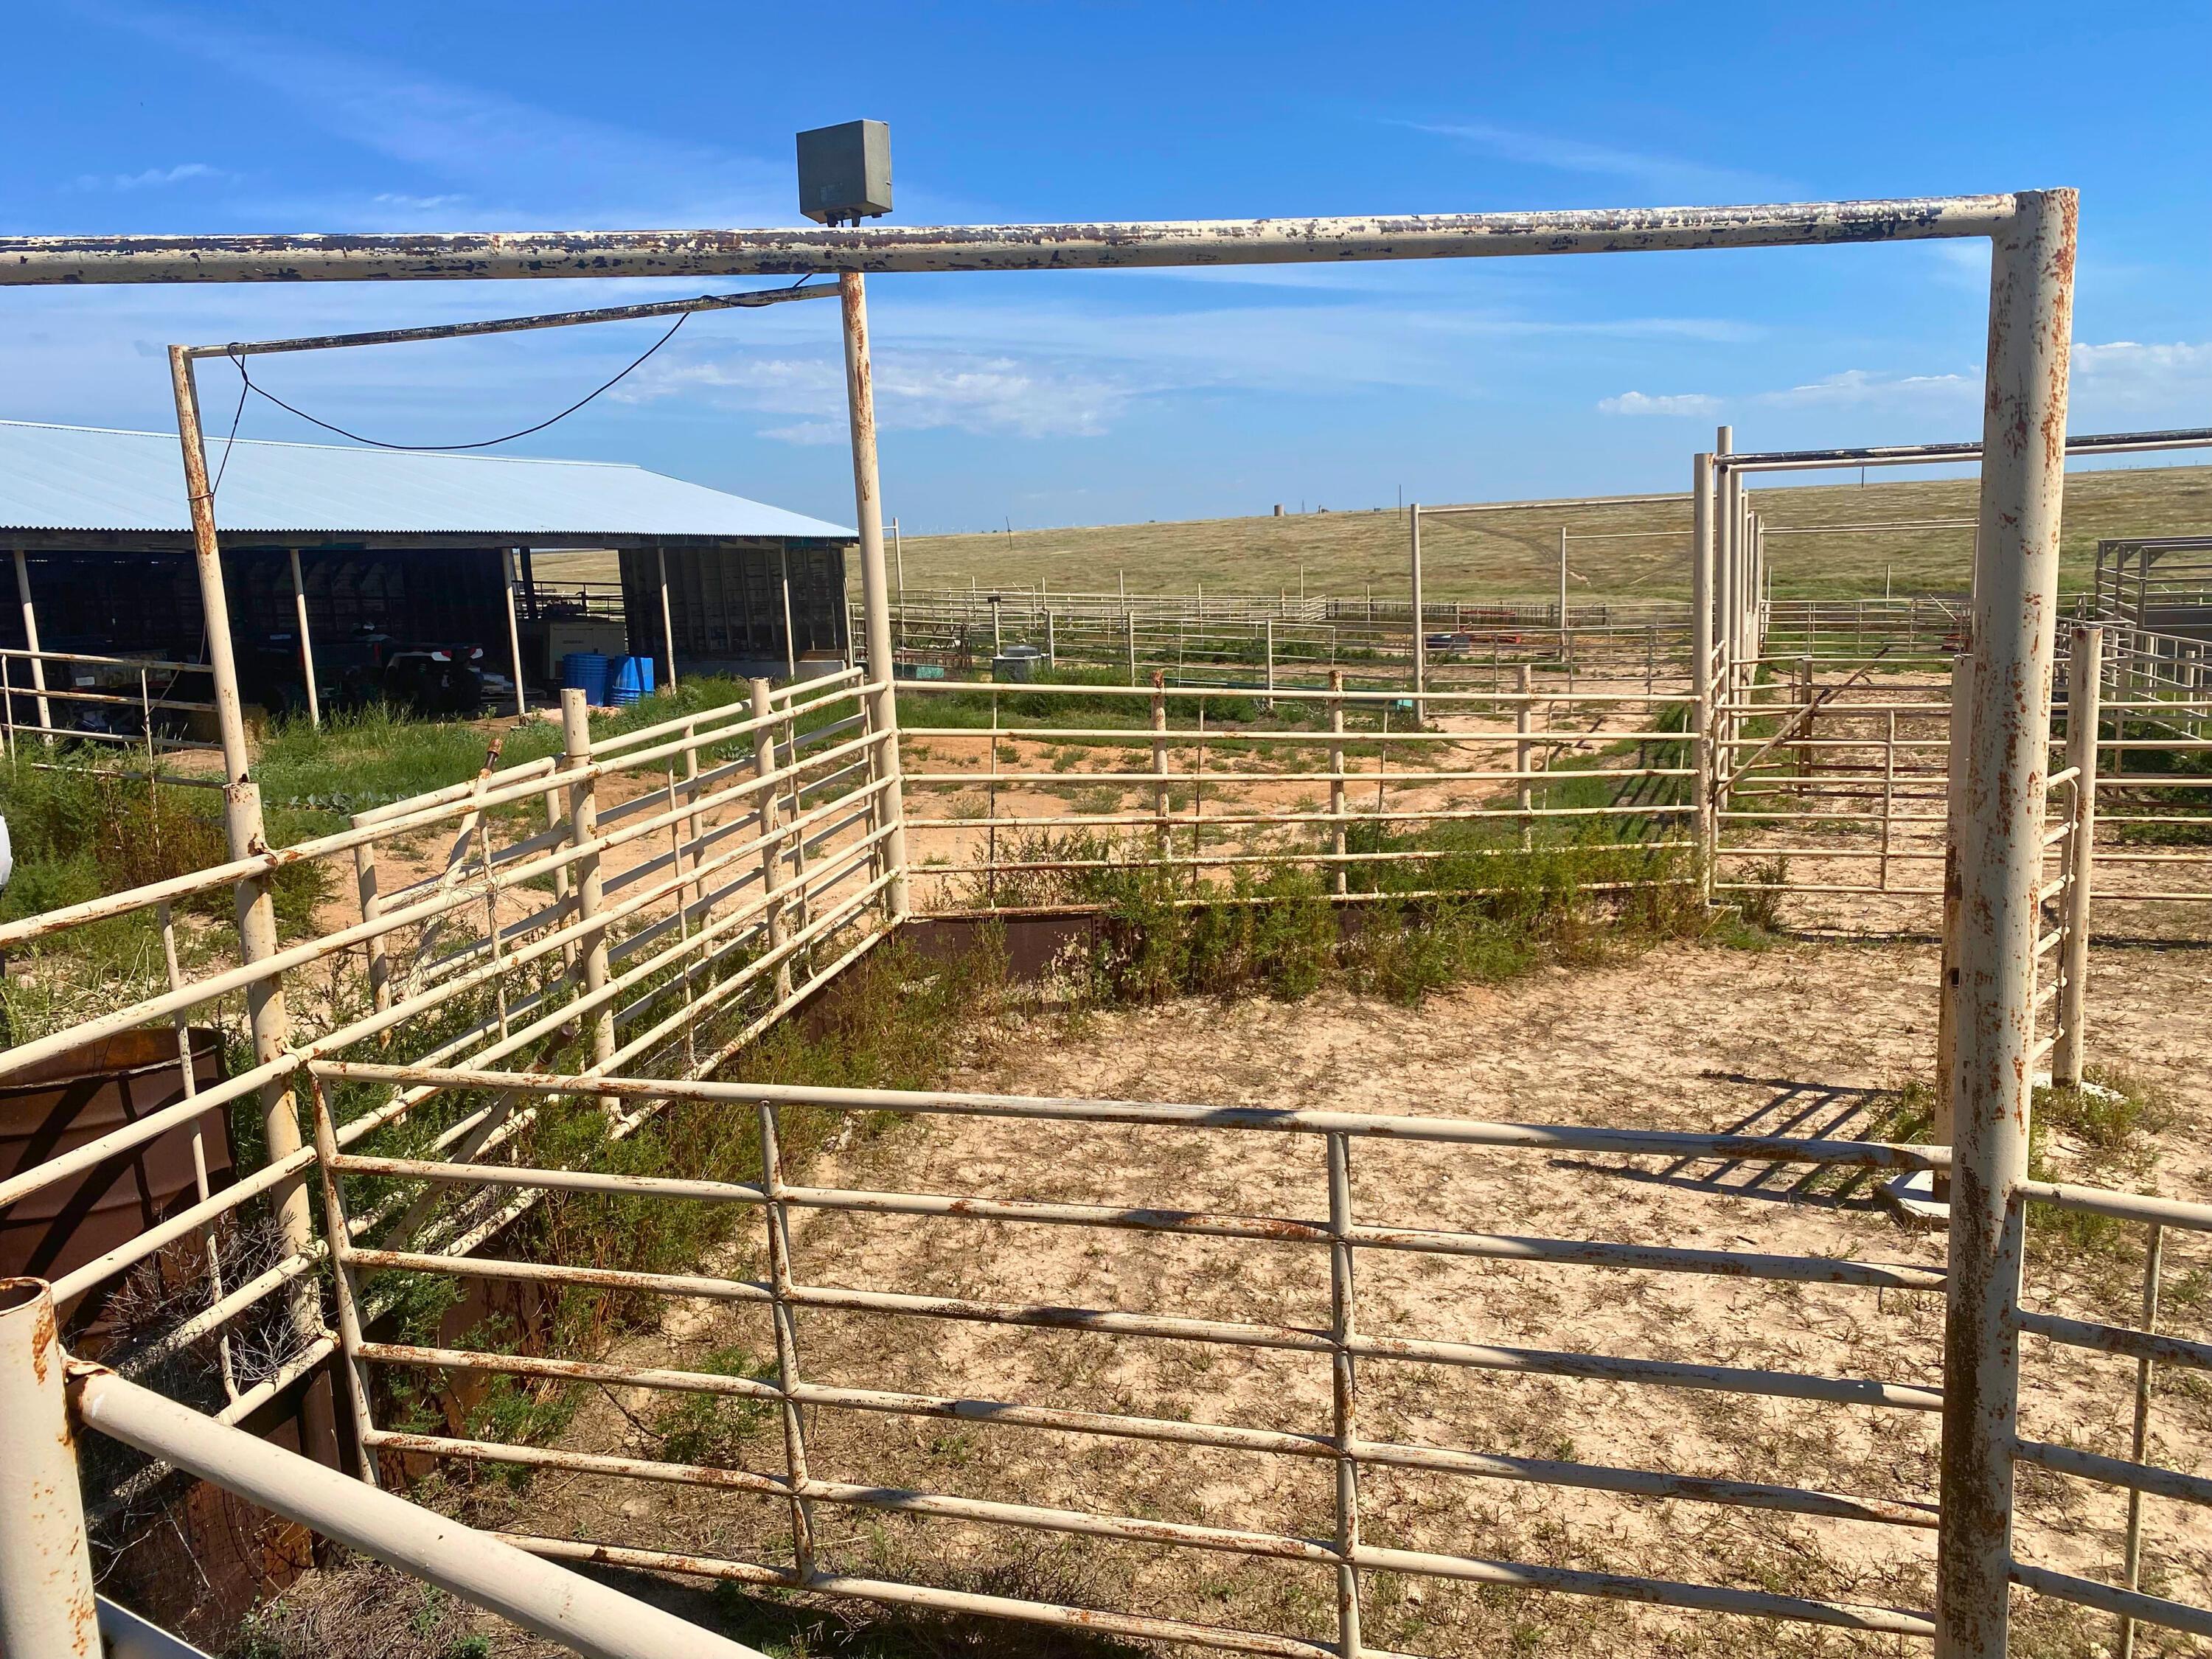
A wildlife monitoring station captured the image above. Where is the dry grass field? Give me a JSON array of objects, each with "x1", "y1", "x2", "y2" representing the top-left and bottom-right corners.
[
  {"x1": 532, "y1": 464, "x2": 2211, "y2": 604},
  {"x1": 883, "y1": 464, "x2": 2212, "y2": 603}
]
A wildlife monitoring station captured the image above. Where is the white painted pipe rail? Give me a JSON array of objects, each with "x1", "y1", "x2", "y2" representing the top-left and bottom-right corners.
[{"x1": 64, "y1": 1352, "x2": 769, "y2": 1659}]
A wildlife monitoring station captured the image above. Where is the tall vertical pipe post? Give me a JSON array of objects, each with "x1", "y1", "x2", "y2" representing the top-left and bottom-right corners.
[
  {"x1": 1691, "y1": 453, "x2": 1717, "y2": 895},
  {"x1": 287, "y1": 547, "x2": 321, "y2": 728},
  {"x1": 0, "y1": 1279, "x2": 98, "y2": 1658},
  {"x1": 1407, "y1": 504, "x2": 1425, "y2": 724},
  {"x1": 1936, "y1": 187, "x2": 2078, "y2": 1659},
  {"x1": 1935, "y1": 648, "x2": 1974, "y2": 1163},
  {"x1": 839, "y1": 272, "x2": 911, "y2": 920},
  {"x1": 2055, "y1": 623, "x2": 2102, "y2": 1088},
  {"x1": 11, "y1": 548, "x2": 52, "y2": 741},
  {"x1": 166, "y1": 345, "x2": 319, "y2": 1345}
]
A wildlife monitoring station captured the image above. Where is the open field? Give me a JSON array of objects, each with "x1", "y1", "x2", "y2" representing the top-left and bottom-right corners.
[{"x1": 722, "y1": 463, "x2": 2208, "y2": 604}]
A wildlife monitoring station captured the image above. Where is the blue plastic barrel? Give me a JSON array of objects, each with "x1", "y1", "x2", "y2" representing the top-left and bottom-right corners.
[
  {"x1": 560, "y1": 652, "x2": 611, "y2": 706},
  {"x1": 608, "y1": 655, "x2": 656, "y2": 706}
]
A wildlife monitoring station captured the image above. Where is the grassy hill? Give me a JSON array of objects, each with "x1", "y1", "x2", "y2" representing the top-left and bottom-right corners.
[
  {"x1": 533, "y1": 462, "x2": 2212, "y2": 602},
  {"x1": 888, "y1": 463, "x2": 2212, "y2": 602}
]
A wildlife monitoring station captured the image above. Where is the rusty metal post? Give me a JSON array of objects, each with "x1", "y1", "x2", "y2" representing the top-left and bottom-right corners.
[
  {"x1": 749, "y1": 678, "x2": 793, "y2": 1001},
  {"x1": 287, "y1": 547, "x2": 321, "y2": 728},
  {"x1": 839, "y1": 271, "x2": 911, "y2": 922},
  {"x1": 0, "y1": 1279, "x2": 97, "y2": 1658},
  {"x1": 1935, "y1": 649, "x2": 1973, "y2": 1161},
  {"x1": 1691, "y1": 453, "x2": 1717, "y2": 896},
  {"x1": 167, "y1": 344, "x2": 319, "y2": 1345},
  {"x1": 10, "y1": 549, "x2": 52, "y2": 742},
  {"x1": 1936, "y1": 187, "x2": 2077, "y2": 1659},
  {"x1": 1327, "y1": 669, "x2": 1347, "y2": 897},
  {"x1": 1407, "y1": 505, "x2": 1425, "y2": 724},
  {"x1": 560, "y1": 689, "x2": 616, "y2": 1113},
  {"x1": 2056, "y1": 624, "x2": 2102, "y2": 1088}
]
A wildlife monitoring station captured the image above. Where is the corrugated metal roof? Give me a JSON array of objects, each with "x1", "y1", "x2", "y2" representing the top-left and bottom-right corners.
[{"x1": 0, "y1": 420, "x2": 854, "y2": 540}]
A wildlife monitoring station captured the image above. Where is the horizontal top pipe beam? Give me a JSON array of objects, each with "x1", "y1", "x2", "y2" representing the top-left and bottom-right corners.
[
  {"x1": 181, "y1": 281, "x2": 840, "y2": 359},
  {"x1": 1721, "y1": 426, "x2": 2212, "y2": 474},
  {"x1": 0, "y1": 195, "x2": 2022, "y2": 285},
  {"x1": 1418, "y1": 494, "x2": 1684, "y2": 518}
]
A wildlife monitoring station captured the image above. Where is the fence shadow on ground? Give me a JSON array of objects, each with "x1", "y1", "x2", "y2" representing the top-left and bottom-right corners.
[{"x1": 1557, "y1": 1071, "x2": 1902, "y2": 1208}]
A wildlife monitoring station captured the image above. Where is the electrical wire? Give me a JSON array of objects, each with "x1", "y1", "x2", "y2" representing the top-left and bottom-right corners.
[
  {"x1": 226, "y1": 310, "x2": 692, "y2": 453},
  {"x1": 207, "y1": 369, "x2": 249, "y2": 499}
]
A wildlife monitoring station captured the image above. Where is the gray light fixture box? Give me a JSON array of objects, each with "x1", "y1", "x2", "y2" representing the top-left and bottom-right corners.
[{"x1": 796, "y1": 121, "x2": 892, "y2": 224}]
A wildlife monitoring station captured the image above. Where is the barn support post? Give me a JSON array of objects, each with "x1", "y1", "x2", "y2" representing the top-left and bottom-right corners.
[
  {"x1": 1691, "y1": 453, "x2": 1717, "y2": 897},
  {"x1": 0, "y1": 1279, "x2": 98, "y2": 1659},
  {"x1": 11, "y1": 548, "x2": 52, "y2": 742},
  {"x1": 286, "y1": 547, "x2": 321, "y2": 728},
  {"x1": 2055, "y1": 623, "x2": 2103, "y2": 1088},
  {"x1": 838, "y1": 271, "x2": 910, "y2": 921},
  {"x1": 655, "y1": 546, "x2": 679, "y2": 696},
  {"x1": 1936, "y1": 187, "x2": 2077, "y2": 1659},
  {"x1": 166, "y1": 344, "x2": 321, "y2": 1350},
  {"x1": 780, "y1": 544, "x2": 798, "y2": 680},
  {"x1": 501, "y1": 549, "x2": 529, "y2": 718},
  {"x1": 1407, "y1": 504, "x2": 1425, "y2": 724}
]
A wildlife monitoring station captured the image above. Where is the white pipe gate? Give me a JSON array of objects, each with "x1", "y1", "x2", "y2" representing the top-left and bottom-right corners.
[{"x1": 0, "y1": 188, "x2": 2202, "y2": 1658}]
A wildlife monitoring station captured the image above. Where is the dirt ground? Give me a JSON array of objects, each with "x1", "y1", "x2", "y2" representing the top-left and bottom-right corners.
[{"x1": 386, "y1": 931, "x2": 2212, "y2": 1659}]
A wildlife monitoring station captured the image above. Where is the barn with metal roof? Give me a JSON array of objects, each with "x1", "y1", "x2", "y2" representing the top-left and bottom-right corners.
[{"x1": 0, "y1": 420, "x2": 855, "y2": 724}]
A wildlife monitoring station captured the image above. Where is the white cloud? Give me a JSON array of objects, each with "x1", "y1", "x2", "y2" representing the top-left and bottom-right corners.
[
  {"x1": 1761, "y1": 369, "x2": 1978, "y2": 408},
  {"x1": 625, "y1": 349, "x2": 1135, "y2": 440},
  {"x1": 371, "y1": 192, "x2": 468, "y2": 212},
  {"x1": 92, "y1": 9, "x2": 789, "y2": 227},
  {"x1": 2071, "y1": 339, "x2": 2212, "y2": 409},
  {"x1": 1407, "y1": 120, "x2": 1788, "y2": 201},
  {"x1": 72, "y1": 161, "x2": 232, "y2": 191},
  {"x1": 1599, "y1": 391, "x2": 1722, "y2": 417},
  {"x1": 758, "y1": 421, "x2": 844, "y2": 447}
]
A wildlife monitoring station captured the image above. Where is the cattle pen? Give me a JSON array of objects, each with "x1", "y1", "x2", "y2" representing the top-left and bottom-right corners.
[{"x1": 0, "y1": 187, "x2": 2206, "y2": 1659}]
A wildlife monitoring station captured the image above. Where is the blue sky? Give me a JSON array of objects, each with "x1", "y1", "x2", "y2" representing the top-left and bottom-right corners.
[{"x1": 4, "y1": 2, "x2": 2207, "y2": 532}]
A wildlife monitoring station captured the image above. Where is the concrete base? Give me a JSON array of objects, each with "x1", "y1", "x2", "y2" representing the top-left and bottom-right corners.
[
  {"x1": 1879, "y1": 1079, "x2": 2120, "y2": 1228},
  {"x1": 1882, "y1": 1168, "x2": 1949, "y2": 1227}
]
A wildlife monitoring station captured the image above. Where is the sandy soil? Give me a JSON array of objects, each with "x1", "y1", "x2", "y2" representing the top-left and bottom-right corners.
[{"x1": 437, "y1": 933, "x2": 2212, "y2": 1658}]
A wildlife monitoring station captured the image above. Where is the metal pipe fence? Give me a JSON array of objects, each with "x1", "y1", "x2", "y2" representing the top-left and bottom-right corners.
[
  {"x1": 7, "y1": 184, "x2": 2202, "y2": 1659},
  {"x1": 888, "y1": 675, "x2": 1697, "y2": 914},
  {"x1": 0, "y1": 667, "x2": 900, "y2": 1419}
]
